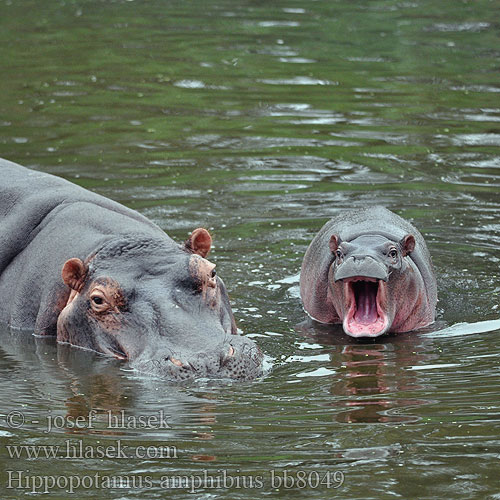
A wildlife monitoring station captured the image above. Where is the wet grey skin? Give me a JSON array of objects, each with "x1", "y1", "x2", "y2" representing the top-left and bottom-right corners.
[
  {"x1": 300, "y1": 207, "x2": 437, "y2": 338},
  {"x1": 0, "y1": 158, "x2": 263, "y2": 381},
  {"x1": 333, "y1": 235, "x2": 392, "y2": 283}
]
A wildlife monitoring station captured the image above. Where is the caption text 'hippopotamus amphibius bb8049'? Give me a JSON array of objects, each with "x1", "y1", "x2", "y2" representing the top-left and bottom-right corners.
[
  {"x1": 0, "y1": 158, "x2": 263, "y2": 380},
  {"x1": 300, "y1": 207, "x2": 437, "y2": 338}
]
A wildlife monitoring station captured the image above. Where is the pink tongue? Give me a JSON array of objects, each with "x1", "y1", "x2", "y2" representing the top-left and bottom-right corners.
[{"x1": 353, "y1": 282, "x2": 378, "y2": 324}]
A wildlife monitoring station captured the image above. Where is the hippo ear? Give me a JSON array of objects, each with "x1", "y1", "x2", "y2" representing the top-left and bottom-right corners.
[
  {"x1": 329, "y1": 234, "x2": 342, "y2": 254},
  {"x1": 62, "y1": 258, "x2": 88, "y2": 292},
  {"x1": 185, "y1": 228, "x2": 212, "y2": 258},
  {"x1": 400, "y1": 234, "x2": 415, "y2": 256}
]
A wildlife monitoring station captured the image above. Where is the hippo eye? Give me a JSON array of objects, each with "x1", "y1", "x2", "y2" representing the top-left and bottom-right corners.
[
  {"x1": 388, "y1": 249, "x2": 398, "y2": 259},
  {"x1": 335, "y1": 250, "x2": 343, "y2": 260},
  {"x1": 211, "y1": 269, "x2": 217, "y2": 278},
  {"x1": 90, "y1": 293, "x2": 111, "y2": 313}
]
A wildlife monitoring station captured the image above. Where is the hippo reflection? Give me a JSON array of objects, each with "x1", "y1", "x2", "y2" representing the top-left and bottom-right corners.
[{"x1": 0, "y1": 158, "x2": 262, "y2": 381}]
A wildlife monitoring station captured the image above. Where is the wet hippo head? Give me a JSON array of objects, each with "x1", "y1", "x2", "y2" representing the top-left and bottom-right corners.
[
  {"x1": 329, "y1": 233, "x2": 419, "y2": 338},
  {"x1": 300, "y1": 208, "x2": 436, "y2": 340},
  {"x1": 57, "y1": 229, "x2": 263, "y2": 380}
]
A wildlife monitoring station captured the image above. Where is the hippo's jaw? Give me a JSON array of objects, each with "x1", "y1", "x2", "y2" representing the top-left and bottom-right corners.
[
  {"x1": 342, "y1": 278, "x2": 389, "y2": 338},
  {"x1": 131, "y1": 336, "x2": 263, "y2": 382}
]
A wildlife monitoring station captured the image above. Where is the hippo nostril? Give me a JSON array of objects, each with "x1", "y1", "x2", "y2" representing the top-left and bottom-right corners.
[
  {"x1": 187, "y1": 361, "x2": 198, "y2": 372},
  {"x1": 220, "y1": 345, "x2": 235, "y2": 368}
]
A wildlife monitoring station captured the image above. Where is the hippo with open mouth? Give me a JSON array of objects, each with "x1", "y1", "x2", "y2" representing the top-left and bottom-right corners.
[
  {"x1": 0, "y1": 158, "x2": 263, "y2": 380},
  {"x1": 300, "y1": 207, "x2": 437, "y2": 338}
]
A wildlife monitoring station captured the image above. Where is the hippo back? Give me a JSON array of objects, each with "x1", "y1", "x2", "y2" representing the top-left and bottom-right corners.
[
  {"x1": 0, "y1": 158, "x2": 174, "y2": 331},
  {"x1": 0, "y1": 158, "x2": 167, "y2": 274}
]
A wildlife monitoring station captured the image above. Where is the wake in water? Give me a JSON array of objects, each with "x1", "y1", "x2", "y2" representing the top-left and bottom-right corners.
[{"x1": 423, "y1": 318, "x2": 500, "y2": 338}]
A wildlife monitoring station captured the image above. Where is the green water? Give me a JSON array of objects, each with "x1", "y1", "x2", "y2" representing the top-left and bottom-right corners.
[{"x1": 0, "y1": 0, "x2": 499, "y2": 498}]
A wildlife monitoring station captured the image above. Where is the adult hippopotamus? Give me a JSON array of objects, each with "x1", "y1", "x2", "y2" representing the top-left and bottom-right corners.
[
  {"x1": 300, "y1": 207, "x2": 437, "y2": 338},
  {"x1": 0, "y1": 158, "x2": 262, "y2": 380}
]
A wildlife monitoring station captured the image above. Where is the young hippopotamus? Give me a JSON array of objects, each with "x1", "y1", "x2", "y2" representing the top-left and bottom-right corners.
[
  {"x1": 0, "y1": 158, "x2": 262, "y2": 380},
  {"x1": 300, "y1": 207, "x2": 437, "y2": 338}
]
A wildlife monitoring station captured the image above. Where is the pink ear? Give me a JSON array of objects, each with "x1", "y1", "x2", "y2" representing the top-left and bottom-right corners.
[
  {"x1": 62, "y1": 258, "x2": 87, "y2": 292},
  {"x1": 329, "y1": 234, "x2": 341, "y2": 254},
  {"x1": 400, "y1": 234, "x2": 415, "y2": 256},
  {"x1": 185, "y1": 228, "x2": 212, "y2": 258}
]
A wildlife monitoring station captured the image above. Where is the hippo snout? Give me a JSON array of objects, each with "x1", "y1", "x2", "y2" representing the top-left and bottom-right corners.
[
  {"x1": 334, "y1": 256, "x2": 389, "y2": 282},
  {"x1": 132, "y1": 336, "x2": 263, "y2": 381}
]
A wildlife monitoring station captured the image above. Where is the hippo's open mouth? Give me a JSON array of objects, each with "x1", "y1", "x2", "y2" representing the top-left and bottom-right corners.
[{"x1": 343, "y1": 278, "x2": 389, "y2": 338}]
